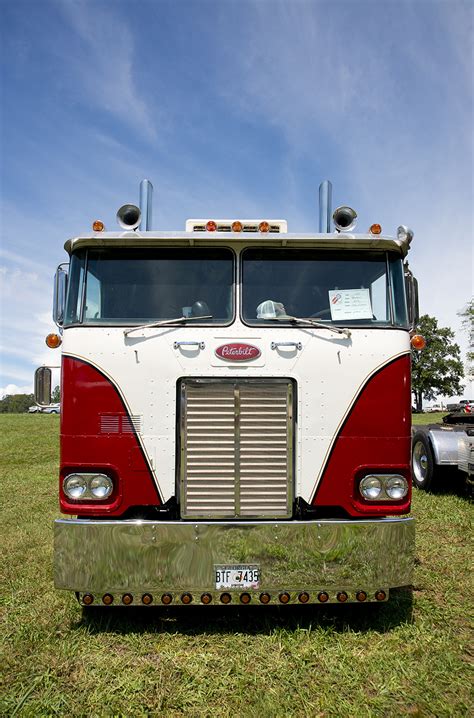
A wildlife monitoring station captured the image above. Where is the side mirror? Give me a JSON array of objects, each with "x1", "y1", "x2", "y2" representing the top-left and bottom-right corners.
[
  {"x1": 35, "y1": 367, "x2": 52, "y2": 406},
  {"x1": 53, "y1": 264, "x2": 69, "y2": 327},
  {"x1": 404, "y1": 264, "x2": 419, "y2": 330}
]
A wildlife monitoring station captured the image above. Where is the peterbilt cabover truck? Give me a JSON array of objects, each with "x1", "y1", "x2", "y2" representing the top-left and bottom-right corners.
[{"x1": 35, "y1": 179, "x2": 419, "y2": 608}]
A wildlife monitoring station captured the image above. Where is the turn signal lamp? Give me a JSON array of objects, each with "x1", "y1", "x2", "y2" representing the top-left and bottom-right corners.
[
  {"x1": 45, "y1": 333, "x2": 62, "y2": 348},
  {"x1": 369, "y1": 223, "x2": 382, "y2": 235},
  {"x1": 411, "y1": 334, "x2": 426, "y2": 350},
  {"x1": 92, "y1": 220, "x2": 105, "y2": 232}
]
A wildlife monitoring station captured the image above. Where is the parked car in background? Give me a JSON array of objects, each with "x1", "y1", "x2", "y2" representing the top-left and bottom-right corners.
[
  {"x1": 28, "y1": 404, "x2": 60, "y2": 414},
  {"x1": 446, "y1": 399, "x2": 473, "y2": 412}
]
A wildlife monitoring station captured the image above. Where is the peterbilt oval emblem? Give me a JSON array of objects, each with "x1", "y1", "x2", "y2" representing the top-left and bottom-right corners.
[{"x1": 215, "y1": 343, "x2": 261, "y2": 361}]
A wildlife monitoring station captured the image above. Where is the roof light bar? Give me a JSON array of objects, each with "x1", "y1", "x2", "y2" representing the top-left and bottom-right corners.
[{"x1": 185, "y1": 219, "x2": 288, "y2": 233}]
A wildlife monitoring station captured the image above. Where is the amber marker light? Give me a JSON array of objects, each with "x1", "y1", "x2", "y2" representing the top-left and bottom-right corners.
[
  {"x1": 375, "y1": 590, "x2": 387, "y2": 602},
  {"x1": 92, "y1": 220, "x2": 105, "y2": 232},
  {"x1": 240, "y1": 593, "x2": 251, "y2": 604},
  {"x1": 142, "y1": 593, "x2": 153, "y2": 605},
  {"x1": 161, "y1": 593, "x2": 172, "y2": 605},
  {"x1": 206, "y1": 220, "x2": 217, "y2": 232},
  {"x1": 45, "y1": 333, "x2": 62, "y2": 348},
  {"x1": 220, "y1": 592, "x2": 232, "y2": 604},
  {"x1": 259, "y1": 221, "x2": 270, "y2": 233},
  {"x1": 201, "y1": 593, "x2": 212, "y2": 605},
  {"x1": 318, "y1": 591, "x2": 329, "y2": 603},
  {"x1": 356, "y1": 591, "x2": 367, "y2": 602},
  {"x1": 102, "y1": 593, "x2": 114, "y2": 605},
  {"x1": 232, "y1": 220, "x2": 243, "y2": 232},
  {"x1": 279, "y1": 592, "x2": 290, "y2": 604},
  {"x1": 260, "y1": 593, "x2": 271, "y2": 604},
  {"x1": 337, "y1": 592, "x2": 348, "y2": 603},
  {"x1": 298, "y1": 592, "x2": 310, "y2": 604},
  {"x1": 82, "y1": 593, "x2": 94, "y2": 605},
  {"x1": 181, "y1": 593, "x2": 192, "y2": 604},
  {"x1": 411, "y1": 334, "x2": 426, "y2": 351},
  {"x1": 369, "y1": 223, "x2": 382, "y2": 235},
  {"x1": 122, "y1": 594, "x2": 133, "y2": 605}
]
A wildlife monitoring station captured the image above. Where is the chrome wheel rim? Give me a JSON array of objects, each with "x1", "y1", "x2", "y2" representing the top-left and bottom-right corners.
[{"x1": 413, "y1": 441, "x2": 428, "y2": 484}]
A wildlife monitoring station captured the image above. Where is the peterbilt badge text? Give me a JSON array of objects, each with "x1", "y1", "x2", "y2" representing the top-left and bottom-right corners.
[{"x1": 215, "y1": 343, "x2": 261, "y2": 361}]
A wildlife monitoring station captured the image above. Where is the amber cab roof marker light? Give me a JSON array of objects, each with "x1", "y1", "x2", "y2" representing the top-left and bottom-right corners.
[
  {"x1": 411, "y1": 334, "x2": 426, "y2": 351},
  {"x1": 46, "y1": 333, "x2": 62, "y2": 348},
  {"x1": 92, "y1": 220, "x2": 105, "y2": 232},
  {"x1": 369, "y1": 223, "x2": 382, "y2": 235}
]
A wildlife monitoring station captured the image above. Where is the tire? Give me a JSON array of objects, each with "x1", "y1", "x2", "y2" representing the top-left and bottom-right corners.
[{"x1": 412, "y1": 432, "x2": 437, "y2": 491}]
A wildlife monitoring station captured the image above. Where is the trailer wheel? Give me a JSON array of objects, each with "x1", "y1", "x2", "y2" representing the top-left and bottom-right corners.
[{"x1": 412, "y1": 432, "x2": 436, "y2": 491}]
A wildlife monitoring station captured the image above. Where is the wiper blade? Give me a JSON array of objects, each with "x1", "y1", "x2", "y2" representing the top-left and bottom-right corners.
[
  {"x1": 264, "y1": 315, "x2": 351, "y2": 338},
  {"x1": 124, "y1": 315, "x2": 213, "y2": 336}
]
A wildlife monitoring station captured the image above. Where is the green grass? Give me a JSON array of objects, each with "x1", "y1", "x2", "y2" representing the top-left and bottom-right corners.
[{"x1": 1, "y1": 415, "x2": 472, "y2": 717}]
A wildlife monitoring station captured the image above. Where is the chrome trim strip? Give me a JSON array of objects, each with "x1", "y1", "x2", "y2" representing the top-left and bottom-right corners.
[{"x1": 54, "y1": 517, "x2": 415, "y2": 595}]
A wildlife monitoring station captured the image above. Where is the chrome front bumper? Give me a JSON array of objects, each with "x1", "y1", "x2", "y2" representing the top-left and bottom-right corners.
[{"x1": 54, "y1": 517, "x2": 415, "y2": 605}]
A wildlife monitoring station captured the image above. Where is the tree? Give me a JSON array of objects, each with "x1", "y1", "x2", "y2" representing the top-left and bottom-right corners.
[
  {"x1": 52, "y1": 385, "x2": 61, "y2": 403},
  {"x1": 458, "y1": 298, "x2": 474, "y2": 381},
  {"x1": 0, "y1": 394, "x2": 34, "y2": 413},
  {"x1": 411, "y1": 314, "x2": 464, "y2": 411}
]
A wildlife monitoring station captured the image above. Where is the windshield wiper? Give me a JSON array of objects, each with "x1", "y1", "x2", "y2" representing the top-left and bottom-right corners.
[
  {"x1": 263, "y1": 315, "x2": 351, "y2": 338},
  {"x1": 124, "y1": 315, "x2": 213, "y2": 336}
]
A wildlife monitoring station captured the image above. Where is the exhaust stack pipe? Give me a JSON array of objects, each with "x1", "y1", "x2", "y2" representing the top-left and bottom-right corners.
[
  {"x1": 116, "y1": 204, "x2": 141, "y2": 230},
  {"x1": 139, "y1": 179, "x2": 153, "y2": 230},
  {"x1": 319, "y1": 180, "x2": 332, "y2": 233}
]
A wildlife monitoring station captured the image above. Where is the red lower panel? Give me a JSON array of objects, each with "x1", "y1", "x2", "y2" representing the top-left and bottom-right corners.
[
  {"x1": 312, "y1": 354, "x2": 412, "y2": 517},
  {"x1": 60, "y1": 356, "x2": 161, "y2": 516}
]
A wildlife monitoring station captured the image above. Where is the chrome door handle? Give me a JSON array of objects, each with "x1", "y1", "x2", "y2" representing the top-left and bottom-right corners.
[
  {"x1": 271, "y1": 341, "x2": 302, "y2": 351},
  {"x1": 173, "y1": 341, "x2": 205, "y2": 350}
]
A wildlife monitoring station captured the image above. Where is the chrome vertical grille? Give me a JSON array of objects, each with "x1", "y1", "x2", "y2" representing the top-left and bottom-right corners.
[{"x1": 180, "y1": 379, "x2": 293, "y2": 519}]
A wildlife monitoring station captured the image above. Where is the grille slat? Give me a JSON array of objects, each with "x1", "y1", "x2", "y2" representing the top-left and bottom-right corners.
[{"x1": 181, "y1": 380, "x2": 293, "y2": 519}]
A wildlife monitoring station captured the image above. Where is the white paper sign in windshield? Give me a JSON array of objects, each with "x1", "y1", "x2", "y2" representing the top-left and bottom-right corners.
[{"x1": 328, "y1": 289, "x2": 373, "y2": 320}]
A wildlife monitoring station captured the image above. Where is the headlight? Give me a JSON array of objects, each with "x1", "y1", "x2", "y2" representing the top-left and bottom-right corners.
[
  {"x1": 63, "y1": 473, "x2": 114, "y2": 501},
  {"x1": 385, "y1": 475, "x2": 408, "y2": 500},
  {"x1": 63, "y1": 474, "x2": 88, "y2": 499},
  {"x1": 360, "y1": 475, "x2": 383, "y2": 500},
  {"x1": 359, "y1": 474, "x2": 408, "y2": 501},
  {"x1": 90, "y1": 474, "x2": 113, "y2": 499}
]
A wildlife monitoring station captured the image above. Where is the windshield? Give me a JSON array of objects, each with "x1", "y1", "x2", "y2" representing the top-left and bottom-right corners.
[
  {"x1": 242, "y1": 248, "x2": 408, "y2": 327},
  {"x1": 65, "y1": 248, "x2": 234, "y2": 326}
]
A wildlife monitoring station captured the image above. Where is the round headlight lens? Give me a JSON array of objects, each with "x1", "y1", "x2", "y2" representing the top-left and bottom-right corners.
[
  {"x1": 360, "y1": 475, "x2": 383, "y2": 500},
  {"x1": 63, "y1": 474, "x2": 88, "y2": 500},
  {"x1": 90, "y1": 474, "x2": 113, "y2": 499},
  {"x1": 385, "y1": 475, "x2": 408, "y2": 500}
]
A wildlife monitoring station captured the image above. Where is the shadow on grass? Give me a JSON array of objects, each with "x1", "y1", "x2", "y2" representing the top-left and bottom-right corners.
[{"x1": 73, "y1": 587, "x2": 413, "y2": 636}]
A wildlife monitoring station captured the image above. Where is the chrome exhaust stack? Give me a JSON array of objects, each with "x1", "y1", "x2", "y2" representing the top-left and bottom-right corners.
[
  {"x1": 139, "y1": 179, "x2": 153, "y2": 230},
  {"x1": 319, "y1": 180, "x2": 332, "y2": 233}
]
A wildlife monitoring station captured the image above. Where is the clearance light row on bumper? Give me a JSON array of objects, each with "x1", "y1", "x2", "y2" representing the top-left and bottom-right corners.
[
  {"x1": 80, "y1": 589, "x2": 388, "y2": 606},
  {"x1": 359, "y1": 474, "x2": 408, "y2": 501}
]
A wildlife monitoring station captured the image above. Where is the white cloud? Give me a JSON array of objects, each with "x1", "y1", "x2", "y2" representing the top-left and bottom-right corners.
[{"x1": 0, "y1": 384, "x2": 33, "y2": 399}]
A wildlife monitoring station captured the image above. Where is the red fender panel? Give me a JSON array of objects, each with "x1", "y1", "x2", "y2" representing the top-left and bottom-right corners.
[
  {"x1": 312, "y1": 354, "x2": 412, "y2": 517},
  {"x1": 60, "y1": 356, "x2": 161, "y2": 516}
]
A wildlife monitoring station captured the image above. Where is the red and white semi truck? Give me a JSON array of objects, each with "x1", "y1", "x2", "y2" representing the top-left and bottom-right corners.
[{"x1": 36, "y1": 179, "x2": 419, "y2": 608}]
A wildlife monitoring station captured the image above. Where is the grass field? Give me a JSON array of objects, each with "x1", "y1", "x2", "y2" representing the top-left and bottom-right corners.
[{"x1": 1, "y1": 414, "x2": 472, "y2": 717}]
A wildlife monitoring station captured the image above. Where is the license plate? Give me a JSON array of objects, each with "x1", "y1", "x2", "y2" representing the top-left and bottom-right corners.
[{"x1": 214, "y1": 565, "x2": 260, "y2": 589}]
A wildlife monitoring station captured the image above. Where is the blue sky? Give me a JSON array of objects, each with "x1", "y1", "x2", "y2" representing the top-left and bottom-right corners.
[{"x1": 1, "y1": 0, "x2": 473, "y2": 400}]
